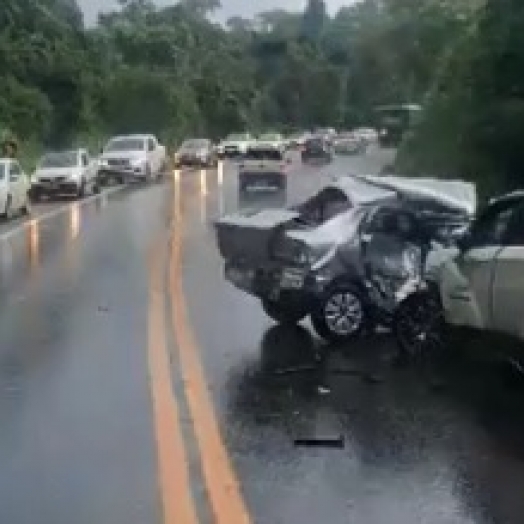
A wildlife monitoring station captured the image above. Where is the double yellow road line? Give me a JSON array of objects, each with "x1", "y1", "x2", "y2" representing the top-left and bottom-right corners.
[{"x1": 148, "y1": 169, "x2": 250, "y2": 524}]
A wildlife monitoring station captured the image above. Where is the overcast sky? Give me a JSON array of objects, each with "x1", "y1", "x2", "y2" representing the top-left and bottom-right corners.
[{"x1": 79, "y1": 0, "x2": 350, "y2": 26}]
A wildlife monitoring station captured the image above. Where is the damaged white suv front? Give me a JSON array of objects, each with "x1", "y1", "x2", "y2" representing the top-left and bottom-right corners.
[{"x1": 395, "y1": 191, "x2": 524, "y2": 365}]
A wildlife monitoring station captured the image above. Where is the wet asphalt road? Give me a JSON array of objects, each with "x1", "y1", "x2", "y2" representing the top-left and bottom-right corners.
[{"x1": 1, "y1": 147, "x2": 524, "y2": 524}]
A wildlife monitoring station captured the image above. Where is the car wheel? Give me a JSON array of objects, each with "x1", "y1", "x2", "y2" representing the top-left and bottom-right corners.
[
  {"x1": 262, "y1": 297, "x2": 308, "y2": 325},
  {"x1": 77, "y1": 179, "x2": 86, "y2": 199},
  {"x1": 4, "y1": 195, "x2": 13, "y2": 220},
  {"x1": 311, "y1": 284, "x2": 367, "y2": 343},
  {"x1": 23, "y1": 195, "x2": 31, "y2": 215},
  {"x1": 393, "y1": 290, "x2": 447, "y2": 365},
  {"x1": 145, "y1": 163, "x2": 152, "y2": 182},
  {"x1": 31, "y1": 189, "x2": 41, "y2": 203}
]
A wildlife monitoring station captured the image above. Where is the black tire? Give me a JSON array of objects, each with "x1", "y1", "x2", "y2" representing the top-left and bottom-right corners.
[
  {"x1": 262, "y1": 297, "x2": 308, "y2": 325},
  {"x1": 311, "y1": 283, "x2": 368, "y2": 343},
  {"x1": 23, "y1": 196, "x2": 31, "y2": 215},
  {"x1": 31, "y1": 189, "x2": 41, "y2": 203},
  {"x1": 77, "y1": 179, "x2": 86, "y2": 199},
  {"x1": 3, "y1": 195, "x2": 12, "y2": 219},
  {"x1": 393, "y1": 290, "x2": 447, "y2": 365},
  {"x1": 145, "y1": 163, "x2": 152, "y2": 182}
]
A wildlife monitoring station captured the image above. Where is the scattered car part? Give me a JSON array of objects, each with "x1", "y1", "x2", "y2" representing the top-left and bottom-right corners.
[{"x1": 293, "y1": 436, "x2": 345, "y2": 449}]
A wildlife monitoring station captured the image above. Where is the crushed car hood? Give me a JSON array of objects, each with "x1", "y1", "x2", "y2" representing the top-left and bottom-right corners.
[{"x1": 359, "y1": 175, "x2": 477, "y2": 216}]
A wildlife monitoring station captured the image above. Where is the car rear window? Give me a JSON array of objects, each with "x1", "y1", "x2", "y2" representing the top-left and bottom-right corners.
[{"x1": 245, "y1": 149, "x2": 283, "y2": 161}]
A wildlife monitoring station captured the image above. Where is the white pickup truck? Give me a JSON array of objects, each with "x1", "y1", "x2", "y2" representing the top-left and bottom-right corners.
[
  {"x1": 97, "y1": 134, "x2": 166, "y2": 184},
  {"x1": 31, "y1": 148, "x2": 100, "y2": 200}
]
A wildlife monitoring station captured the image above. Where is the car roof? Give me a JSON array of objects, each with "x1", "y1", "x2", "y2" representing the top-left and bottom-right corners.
[{"x1": 325, "y1": 176, "x2": 398, "y2": 206}]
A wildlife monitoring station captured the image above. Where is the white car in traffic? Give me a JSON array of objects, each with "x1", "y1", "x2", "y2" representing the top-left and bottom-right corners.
[
  {"x1": 217, "y1": 133, "x2": 253, "y2": 158},
  {"x1": 0, "y1": 158, "x2": 31, "y2": 219},
  {"x1": 31, "y1": 149, "x2": 99, "y2": 200},
  {"x1": 98, "y1": 134, "x2": 166, "y2": 184},
  {"x1": 256, "y1": 132, "x2": 286, "y2": 152}
]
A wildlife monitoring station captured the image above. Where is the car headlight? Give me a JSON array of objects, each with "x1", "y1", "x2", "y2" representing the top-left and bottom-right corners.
[{"x1": 98, "y1": 159, "x2": 109, "y2": 168}]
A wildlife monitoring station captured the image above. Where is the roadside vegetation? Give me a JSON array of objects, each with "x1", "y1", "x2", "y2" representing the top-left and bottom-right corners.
[{"x1": 0, "y1": 0, "x2": 520, "y2": 193}]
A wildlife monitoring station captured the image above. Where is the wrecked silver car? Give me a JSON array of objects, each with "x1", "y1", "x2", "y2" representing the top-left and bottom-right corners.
[{"x1": 215, "y1": 175, "x2": 476, "y2": 343}]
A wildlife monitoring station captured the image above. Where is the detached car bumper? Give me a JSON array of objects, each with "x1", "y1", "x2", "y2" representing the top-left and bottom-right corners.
[{"x1": 224, "y1": 262, "x2": 329, "y2": 302}]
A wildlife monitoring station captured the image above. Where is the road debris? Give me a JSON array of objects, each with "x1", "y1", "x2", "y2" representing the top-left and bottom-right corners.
[{"x1": 294, "y1": 436, "x2": 345, "y2": 449}]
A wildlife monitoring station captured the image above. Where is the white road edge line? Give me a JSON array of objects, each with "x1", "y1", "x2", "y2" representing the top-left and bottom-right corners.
[{"x1": 0, "y1": 186, "x2": 124, "y2": 243}]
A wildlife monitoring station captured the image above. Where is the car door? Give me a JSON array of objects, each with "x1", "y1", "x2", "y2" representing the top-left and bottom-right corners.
[
  {"x1": 490, "y1": 203, "x2": 524, "y2": 338},
  {"x1": 440, "y1": 201, "x2": 517, "y2": 329}
]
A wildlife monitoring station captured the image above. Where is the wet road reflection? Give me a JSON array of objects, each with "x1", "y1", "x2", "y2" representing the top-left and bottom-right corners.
[
  {"x1": 69, "y1": 202, "x2": 80, "y2": 240},
  {"x1": 26, "y1": 219, "x2": 40, "y2": 278},
  {"x1": 199, "y1": 168, "x2": 208, "y2": 225}
]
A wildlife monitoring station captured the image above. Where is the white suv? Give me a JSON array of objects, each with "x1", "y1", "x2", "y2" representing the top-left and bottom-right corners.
[
  {"x1": 395, "y1": 192, "x2": 524, "y2": 361},
  {"x1": 32, "y1": 149, "x2": 99, "y2": 200}
]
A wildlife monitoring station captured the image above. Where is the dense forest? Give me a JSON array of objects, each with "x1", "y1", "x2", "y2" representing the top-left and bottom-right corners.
[{"x1": 0, "y1": 0, "x2": 522, "y2": 192}]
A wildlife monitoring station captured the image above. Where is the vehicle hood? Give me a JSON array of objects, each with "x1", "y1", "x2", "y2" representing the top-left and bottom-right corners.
[
  {"x1": 360, "y1": 175, "x2": 477, "y2": 216},
  {"x1": 34, "y1": 167, "x2": 81, "y2": 179},
  {"x1": 100, "y1": 151, "x2": 146, "y2": 161}
]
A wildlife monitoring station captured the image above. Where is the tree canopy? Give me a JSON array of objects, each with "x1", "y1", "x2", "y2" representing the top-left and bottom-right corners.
[{"x1": 0, "y1": 0, "x2": 520, "y2": 191}]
